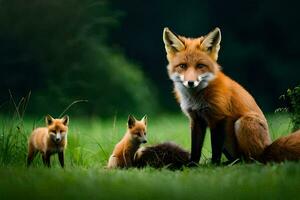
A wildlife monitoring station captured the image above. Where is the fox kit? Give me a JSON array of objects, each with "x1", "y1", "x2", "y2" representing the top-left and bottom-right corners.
[
  {"x1": 134, "y1": 142, "x2": 190, "y2": 170},
  {"x1": 163, "y1": 27, "x2": 300, "y2": 164},
  {"x1": 27, "y1": 115, "x2": 69, "y2": 167},
  {"x1": 107, "y1": 115, "x2": 147, "y2": 169}
]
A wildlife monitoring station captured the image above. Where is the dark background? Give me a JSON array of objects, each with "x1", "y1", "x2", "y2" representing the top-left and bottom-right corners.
[{"x1": 0, "y1": 0, "x2": 299, "y2": 117}]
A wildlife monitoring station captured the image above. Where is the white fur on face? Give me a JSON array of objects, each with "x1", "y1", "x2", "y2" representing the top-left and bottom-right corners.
[
  {"x1": 183, "y1": 80, "x2": 200, "y2": 88},
  {"x1": 173, "y1": 72, "x2": 216, "y2": 112},
  {"x1": 182, "y1": 72, "x2": 215, "y2": 89},
  {"x1": 50, "y1": 131, "x2": 67, "y2": 143},
  {"x1": 170, "y1": 72, "x2": 182, "y2": 83},
  {"x1": 179, "y1": 74, "x2": 184, "y2": 82},
  {"x1": 172, "y1": 72, "x2": 215, "y2": 89},
  {"x1": 56, "y1": 133, "x2": 61, "y2": 141}
]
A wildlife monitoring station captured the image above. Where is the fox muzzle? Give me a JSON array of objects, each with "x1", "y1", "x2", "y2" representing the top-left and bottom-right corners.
[
  {"x1": 55, "y1": 133, "x2": 61, "y2": 142},
  {"x1": 183, "y1": 80, "x2": 200, "y2": 88},
  {"x1": 140, "y1": 136, "x2": 147, "y2": 144}
]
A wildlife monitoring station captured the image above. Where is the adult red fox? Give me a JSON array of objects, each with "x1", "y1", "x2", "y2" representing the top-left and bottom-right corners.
[
  {"x1": 163, "y1": 27, "x2": 300, "y2": 164},
  {"x1": 27, "y1": 115, "x2": 69, "y2": 167}
]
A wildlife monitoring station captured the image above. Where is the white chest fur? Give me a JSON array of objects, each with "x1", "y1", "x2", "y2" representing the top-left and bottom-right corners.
[{"x1": 175, "y1": 83, "x2": 209, "y2": 113}]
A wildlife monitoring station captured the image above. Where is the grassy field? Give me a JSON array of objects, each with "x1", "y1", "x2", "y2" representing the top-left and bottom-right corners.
[{"x1": 0, "y1": 113, "x2": 299, "y2": 199}]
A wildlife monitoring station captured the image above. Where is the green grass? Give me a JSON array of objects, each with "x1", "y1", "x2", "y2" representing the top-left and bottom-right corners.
[{"x1": 0, "y1": 113, "x2": 299, "y2": 199}]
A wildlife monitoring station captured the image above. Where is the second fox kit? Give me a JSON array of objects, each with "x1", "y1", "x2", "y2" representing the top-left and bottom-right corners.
[
  {"x1": 107, "y1": 115, "x2": 147, "y2": 169},
  {"x1": 27, "y1": 115, "x2": 69, "y2": 168}
]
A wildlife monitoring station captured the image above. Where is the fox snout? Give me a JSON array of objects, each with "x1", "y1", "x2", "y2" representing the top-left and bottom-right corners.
[
  {"x1": 142, "y1": 139, "x2": 147, "y2": 144},
  {"x1": 183, "y1": 80, "x2": 200, "y2": 88},
  {"x1": 175, "y1": 72, "x2": 215, "y2": 89},
  {"x1": 55, "y1": 133, "x2": 62, "y2": 142},
  {"x1": 182, "y1": 76, "x2": 202, "y2": 88},
  {"x1": 140, "y1": 136, "x2": 147, "y2": 144}
]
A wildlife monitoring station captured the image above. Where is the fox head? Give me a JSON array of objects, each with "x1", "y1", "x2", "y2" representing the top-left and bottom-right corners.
[
  {"x1": 46, "y1": 115, "x2": 69, "y2": 143},
  {"x1": 127, "y1": 115, "x2": 147, "y2": 144},
  {"x1": 163, "y1": 27, "x2": 221, "y2": 89}
]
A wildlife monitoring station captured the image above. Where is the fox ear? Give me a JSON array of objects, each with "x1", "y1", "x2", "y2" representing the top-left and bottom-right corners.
[
  {"x1": 200, "y1": 27, "x2": 221, "y2": 60},
  {"x1": 141, "y1": 115, "x2": 147, "y2": 126},
  {"x1": 45, "y1": 114, "x2": 54, "y2": 126},
  {"x1": 61, "y1": 115, "x2": 69, "y2": 126},
  {"x1": 163, "y1": 27, "x2": 185, "y2": 54},
  {"x1": 127, "y1": 115, "x2": 136, "y2": 129}
]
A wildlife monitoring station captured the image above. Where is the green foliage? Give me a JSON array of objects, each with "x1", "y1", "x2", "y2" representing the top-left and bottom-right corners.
[
  {"x1": 0, "y1": 94, "x2": 29, "y2": 166},
  {"x1": 0, "y1": 118, "x2": 27, "y2": 166},
  {"x1": 0, "y1": 0, "x2": 159, "y2": 117},
  {"x1": 279, "y1": 85, "x2": 300, "y2": 131}
]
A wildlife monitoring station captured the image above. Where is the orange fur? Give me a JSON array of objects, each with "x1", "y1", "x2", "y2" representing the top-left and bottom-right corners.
[
  {"x1": 107, "y1": 115, "x2": 147, "y2": 169},
  {"x1": 163, "y1": 27, "x2": 271, "y2": 163},
  {"x1": 27, "y1": 115, "x2": 69, "y2": 167},
  {"x1": 262, "y1": 130, "x2": 300, "y2": 163}
]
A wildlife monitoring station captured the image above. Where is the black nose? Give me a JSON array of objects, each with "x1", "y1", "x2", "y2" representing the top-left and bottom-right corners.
[
  {"x1": 188, "y1": 81, "x2": 194, "y2": 87},
  {"x1": 56, "y1": 138, "x2": 60, "y2": 141},
  {"x1": 142, "y1": 140, "x2": 147, "y2": 144}
]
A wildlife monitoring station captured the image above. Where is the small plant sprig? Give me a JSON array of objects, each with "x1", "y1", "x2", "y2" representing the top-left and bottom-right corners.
[{"x1": 276, "y1": 85, "x2": 300, "y2": 131}]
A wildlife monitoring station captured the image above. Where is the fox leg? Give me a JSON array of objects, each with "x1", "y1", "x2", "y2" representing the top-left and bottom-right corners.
[
  {"x1": 189, "y1": 113, "x2": 207, "y2": 165},
  {"x1": 27, "y1": 143, "x2": 37, "y2": 167},
  {"x1": 234, "y1": 114, "x2": 271, "y2": 161},
  {"x1": 123, "y1": 150, "x2": 133, "y2": 168},
  {"x1": 58, "y1": 151, "x2": 64, "y2": 168},
  {"x1": 210, "y1": 120, "x2": 226, "y2": 165},
  {"x1": 107, "y1": 155, "x2": 118, "y2": 169},
  {"x1": 42, "y1": 152, "x2": 51, "y2": 167},
  {"x1": 222, "y1": 119, "x2": 240, "y2": 163}
]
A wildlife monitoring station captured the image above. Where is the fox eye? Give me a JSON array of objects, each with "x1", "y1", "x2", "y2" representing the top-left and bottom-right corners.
[
  {"x1": 178, "y1": 64, "x2": 187, "y2": 69},
  {"x1": 197, "y1": 63, "x2": 206, "y2": 68},
  {"x1": 144, "y1": 132, "x2": 147, "y2": 136}
]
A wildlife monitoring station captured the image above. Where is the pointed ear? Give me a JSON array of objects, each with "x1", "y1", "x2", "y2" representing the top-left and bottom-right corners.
[
  {"x1": 61, "y1": 115, "x2": 69, "y2": 126},
  {"x1": 45, "y1": 114, "x2": 54, "y2": 126},
  {"x1": 127, "y1": 115, "x2": 136, "y2": 129},
  {"x1": 163, "y1": 27, "x2": 185, "y2": 54},
  {"x1": 200, "y1": 27, "x2": 221, "y2": 60},
  {"x1": 141, "y1": 115, "x2": 147, "y2": 126}
]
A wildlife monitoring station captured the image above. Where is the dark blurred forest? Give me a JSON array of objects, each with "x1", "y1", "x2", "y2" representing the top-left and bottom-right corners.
[{"x1": 0, "y1": 0, "x2": 299, "y2": 117}]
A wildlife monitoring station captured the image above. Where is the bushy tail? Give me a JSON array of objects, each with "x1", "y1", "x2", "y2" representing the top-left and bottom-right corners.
[
  {"x1": 134, "y1": 142, "x2": 190, "y2": 170},
  {"x1": 261, "y1": 130, "x2": 300, "y2": 163}
]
